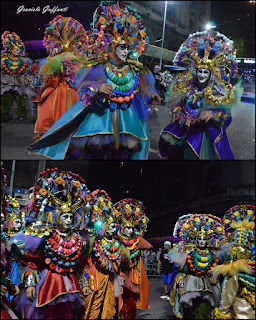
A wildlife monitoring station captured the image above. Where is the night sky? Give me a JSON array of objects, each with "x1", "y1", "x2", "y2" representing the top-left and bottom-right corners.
[{"x1": 1, "y1": 1, "x2": 255, "y2": 56}]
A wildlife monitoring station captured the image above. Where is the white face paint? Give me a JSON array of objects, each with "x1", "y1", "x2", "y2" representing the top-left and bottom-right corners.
[
  {"x1": 115, "y1": 44, "x2": 129, "y2": 62},
  {"x1": 59, "y1": 212, "x2": 73, "y2": 230},
  {"x1": 124, "y1": 227, "x2": 133, "y2": 238},
  {"x1": 12, "y1": 218, "x2": 22, "y2": 232},
  {"x1": 107, "y1": 222, "x2": 117, "y2": 236},
  {"x1": 197, "y1": 236, "x2": 207, "y2": 248},
  {"x1": 196, "y1": 68, "x2": 211, "y2": 85}
]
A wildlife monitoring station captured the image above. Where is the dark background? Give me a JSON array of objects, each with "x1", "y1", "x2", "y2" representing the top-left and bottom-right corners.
[{"x1": 1, "y1": 1, "x2": 255, "y2": 57}]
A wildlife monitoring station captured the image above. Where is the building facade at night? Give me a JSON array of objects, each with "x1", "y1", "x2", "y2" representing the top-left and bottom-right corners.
[{"x1": 125, "y1": 1, "x2": 211, "y2": 51}]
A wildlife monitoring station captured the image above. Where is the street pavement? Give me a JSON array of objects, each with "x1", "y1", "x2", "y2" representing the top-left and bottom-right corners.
[
  {"x1": 137, "y1": 277, "x2": 175, "y2": 319},
  {"x1": 1, "y1": 100, "x2": 255, "y2": 160}
]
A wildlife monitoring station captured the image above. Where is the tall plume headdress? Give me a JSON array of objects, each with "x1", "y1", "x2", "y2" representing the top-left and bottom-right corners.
[
  {"x1": 223, "y1": 204, "x2": 255, "y2": 261},
  {"x1": 178, "y1": 213, "x2": 225, "y2": 249},
  {"x1": 86, "y1": 189, "x2": 115, "y2": 235},
  {"x1": 30, "y1": 167, "x2": 90, "y2": 228},
  {"x1": 113, "y1": 198, "x2": 148, "y2": 237},
  {"x1": 88, "y1": 1, "x2": 149, "y2": 60},
  {"x1": 173, "y1": 30, "x2": 238, "y2": 79},
  {"x1": 1, "y1": 31, "x2": 27, "y2": 57},
  {"x1": 43, "y1": 15, "x2": 88, "y2": 57}
]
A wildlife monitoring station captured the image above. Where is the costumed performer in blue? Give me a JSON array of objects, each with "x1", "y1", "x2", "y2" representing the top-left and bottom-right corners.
[
  {"x1": 12, "y1": 168, "x2": 91, "y2": 319},
  {"x1": 159, "y1": 30, "x2": 243, "y2": 160},
  {"x1": 29, "y1": 1, "x2": 161, "y2": 160},
  {"x1": 3, "y1": 196, "x2": 26, "y2": 302}
]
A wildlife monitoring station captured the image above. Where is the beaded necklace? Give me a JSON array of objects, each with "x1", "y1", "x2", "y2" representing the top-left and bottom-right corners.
[
  {"x1": 103, "y1": 60, "x2": 139, "y2": 111},
  {"x1": 44, "y1": 231, "x2": 84, "y2": 274},
  {"x1": 187, "y1": 249, "x2": 219, "y2": 276},
  {"x1": 121, "y1": 237, "x2": 140, "y2": 259},
  {"x1": 2, "y1": 57, "x2": 26, "y2": 76},
  {"x1": 92, "y1": 237, "x2": 122, "y2": 273}
]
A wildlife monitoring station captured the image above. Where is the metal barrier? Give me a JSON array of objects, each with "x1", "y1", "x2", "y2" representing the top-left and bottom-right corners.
[{"x1": 144, "y1": 260, "x2": 162, "y2": 278}]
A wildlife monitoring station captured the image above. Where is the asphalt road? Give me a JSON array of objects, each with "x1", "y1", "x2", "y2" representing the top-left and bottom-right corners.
[
  {"x1": 137, "y1": 277, "x2": 175, "y2": 319},
  {"x1": 1, "y1": 100, "x2": 255, "y2": 160}
]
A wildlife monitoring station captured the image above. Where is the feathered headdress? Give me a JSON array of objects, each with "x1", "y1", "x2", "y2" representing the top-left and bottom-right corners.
[
  {"x1": 30, "y1": 167, "x2": 90, "y2": 227},
  {"x1": 173, "y1": 30, "x2": 237, "y2": 77},
  {"x1": 86, "y1": 189, "x2": 115, "y2": 235},
  {"x1": 1, "y1": 31, "x2": 27, "y2": 57},
  {"x1": 178, "y1": 213, "x2": 225, "y2": 249},
  {"x1": 211, "y1": 205, "x2": 255, "y2": 277},
  {"x1": 114, "y1": 198, "x2": 148, "y2": 236},
  {"x1": 43, "y1": 15, "x2": 88, "y2": 57},
  {"x1": 5, "y1": 196, "x2": 25, "y2": 232},
  {"x1": 223, "y1": 204, "x2": 255, "y2": 260},
  {"x1": 89, "y1": 1, "x2": 149, "y2": 59}
]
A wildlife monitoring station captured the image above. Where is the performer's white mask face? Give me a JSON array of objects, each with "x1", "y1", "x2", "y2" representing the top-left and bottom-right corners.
[
  {"x1": 124, "y1": 227, "x2": 133, "y2": 238},
  {"x1": 115, "y1": 44, "x2": 130, "y2": 62},
  {"x1": 198, "y1": 236, "x2": 207, "y2": 248},
  {"x1": 59, "y1": 212, "x2": 73, "y2": 230},
  {"x1": 12, "y1": 218, "x2": 22, "y2": 232},
  {"x1": 107, "y1": 222, "x2": 117, "y2": 236},
  {"x1": 196, "y1": 68, "x2": 211, "y2": 84}
]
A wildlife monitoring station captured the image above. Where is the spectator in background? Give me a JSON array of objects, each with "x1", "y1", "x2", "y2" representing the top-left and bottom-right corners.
[
  {"x1": 143, "y1": 248, "x2": 150, "y2": 272},
  {"x1": 148, "y1": 65, "x2": 164, "y2": 112},
  {"x1": 157, "y1": 241, "x2": 173, "y2": 300},
  {"x1": 156, "y1": 247, "x2": 162, "y2": 260}
]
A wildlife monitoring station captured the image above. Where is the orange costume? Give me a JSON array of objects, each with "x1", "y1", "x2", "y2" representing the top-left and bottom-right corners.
[
  {"x1": 33, "y1": 15, "x2": 87, "y2": 140},
  {"x1": 34, "y1": 74, "x2": 79, "y2": 134},
  {"x1": 114, "y1": 198, "x2": 152, "y2": 319}
]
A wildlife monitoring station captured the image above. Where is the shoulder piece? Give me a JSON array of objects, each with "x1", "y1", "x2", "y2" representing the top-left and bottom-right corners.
[{"x1": 24, "y1": 222, "x2": 53, "y2": 238}]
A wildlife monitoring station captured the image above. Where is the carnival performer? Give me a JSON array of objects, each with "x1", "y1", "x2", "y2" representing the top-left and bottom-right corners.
[
  {"x1": 159, "y1": 30, "x2": 242, "y2": 160},
  {"x1": 1, "y1": 31, "x2": 32, "y2": 121},
  {"x1": 12, "y1": 168, "x2": 91, "y2": 319},
  {"x1": 211, "y1": 204, "x2": 255, "y2": 320},
  {"x1": 1, "y1": 163, "x2": 20, "y2": 319},
  {"x1": 3, "y1": 196, "x2": 26, "y2": 301},
  {"x1": 32, "y1": 15, "x2": 88, "y2": 142},
  {"x1": 29, "y1": 1, "x2": 161, "y2": 160},
  {"x1": 114, "y1": 198, "x2": 152, "y2": 319},
  {"x1": 82, "y1": 189, "x2": 130, "y2": 319},
  {"x1": 169, "y1": 213, "x2": 225, "y2": 319}
]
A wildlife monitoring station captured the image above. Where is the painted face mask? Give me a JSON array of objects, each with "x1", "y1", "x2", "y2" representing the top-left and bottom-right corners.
[
  {"x1": 12, "y1": 218, "x2": 22, "y2": 232},
  {"x1": 124, "y1": 227, "x2": 133, "y2": 238},
  {"x1": 196, "y1": 68, "x2": 211, "y2": 84},
  {"x1": 115, "y1": 44, "x2": 130, "y2": 62},
  {"x1": 107, "y1": 222, "x2": 117, "y2": 236},
  {"x1": 59, "y1": 212, "x2": 73, "y2": 230},
  {"x1": 197, "y1": 236, "x2": 207, "y2": 248}
]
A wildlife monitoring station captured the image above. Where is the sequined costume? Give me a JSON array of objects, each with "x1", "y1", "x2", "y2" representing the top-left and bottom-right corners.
[
  {"x1": 33, "y1": 15, "x2": 87, "y2": 141},
  {"x1": 29, "y1": 2, "x2": 158, "y2": 160},
  {"x1": 159, "y1": 30, "x2": 242, "y2": 159},
  {"x1": 114, "y1": 198, "x2": 152, "y2": 319},
  {"x1": 12, "y1": 168, "x2": 91, "y2": 319},
  {"x1": 1, "y1": 31, "x2": 32, "y2": 121},
  {"x1": 169, "y1": 214, "x2": 225, "y2": 319},
  {"x1": 1, "y1": 163, "x2": 19, "y2": 319},
  {"x1": 83, "y1": 190, "x2": 129, "y2": 319},
  {"x1": 211, "y1": 204, "x2": 255, "y2": 320}
]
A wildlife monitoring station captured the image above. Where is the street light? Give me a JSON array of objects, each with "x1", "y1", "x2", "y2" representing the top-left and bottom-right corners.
[
  {"x1": 205, "y1": 23, "x2": 216, "y2": 30},
  {"x1": 159, "y1": 1, "x2": 168, "y2": 70}
]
